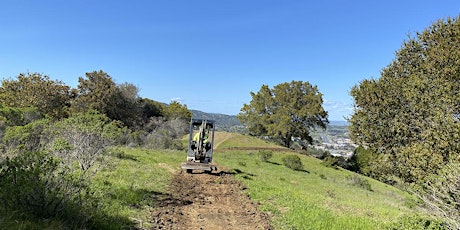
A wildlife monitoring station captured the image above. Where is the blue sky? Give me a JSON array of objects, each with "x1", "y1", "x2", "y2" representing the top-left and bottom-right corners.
[{"x1": 2, "y1": 1, "x2": 460, "y2": 121}]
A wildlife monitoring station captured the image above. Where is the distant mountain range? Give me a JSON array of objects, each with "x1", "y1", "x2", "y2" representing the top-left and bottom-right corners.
[
  {"x1": 191, "y1": 110, "x2": 242, "y2": 131},
  {"x1": 191, "y1": 110, "x2": 349, "y2": 131},
  {"x1": 328, "y1": 120, "x2": 349, "y2": 126}
]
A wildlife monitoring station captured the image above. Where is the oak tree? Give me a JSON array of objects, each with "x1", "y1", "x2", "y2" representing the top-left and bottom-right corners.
[{"x1": 238, "y1": 81, "x2": 328, "y2": 147}]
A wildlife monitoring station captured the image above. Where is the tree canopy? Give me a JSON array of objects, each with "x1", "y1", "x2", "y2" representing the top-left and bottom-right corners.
[
  {"x1": 0, "y1": 70, "x2": 192, "y2": 133},
  {"x1": 72, "y1": 70, "x2": 119, "y2": 116},
  {"x1": 0, "y1": 72, "x2": 74, "y2": 119},
  {"x1": 238, "y1": 80, "x2": 328, "y2": 147},
  {"x1": 349, "y1": 16, "x2": 460, "y2": 183}
]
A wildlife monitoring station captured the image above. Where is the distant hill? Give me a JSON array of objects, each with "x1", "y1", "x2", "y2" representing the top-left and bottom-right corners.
[
  {"x1": 191, "y1": 110, "x2": 348, "y2": 132},
  {"x1": 328, "y1": 120, "x2": 349, "y2": 126},
  {"x1": 191, "y1": 110, "x2": 242, "y2": 131}
]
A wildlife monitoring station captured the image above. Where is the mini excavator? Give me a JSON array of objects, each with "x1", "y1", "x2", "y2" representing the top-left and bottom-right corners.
[{"x1": 181, "y1": 119, "x2": 217, "y2": 173}]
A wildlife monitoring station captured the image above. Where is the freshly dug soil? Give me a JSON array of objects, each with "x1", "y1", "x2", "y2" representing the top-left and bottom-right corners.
[{"x1": 151, "y1": 169, "x2": 272, "y2": 230}]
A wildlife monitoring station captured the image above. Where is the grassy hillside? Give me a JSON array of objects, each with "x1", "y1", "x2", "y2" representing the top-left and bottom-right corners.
[
  {"x1": 2, "y1": 132, "x2": 434, "y2": 229},
  {"x1": 212, "y1": 133, "x2": 424, "y2": 229},
  {"x1": 153, "y1": 132, "x2": 432, "y2": 229},
  {"x1": 99, "y1": 134, "x2": 433, "y2": 229}
]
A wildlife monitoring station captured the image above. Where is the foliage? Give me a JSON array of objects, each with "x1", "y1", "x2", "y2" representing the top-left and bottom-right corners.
[
  {"x1": 143, "y1": 117, "x2": 188, "y2": 150},
  {"x1": 258, "y1": 150, "x2": 273, "y2": 162},
  {"x1": 0, "y1": 106, "x2": 42, "y2": 127},
  {"x1": 414, "y1": 162, "x2": 460, "y2": 229},
  {"x1": 0, "y1": 151, "x2": 98, "y2": 226},
  {"x1": 3, "y1": 118, "x2": 51, "y2": 155},
  {"x1": 109, "y1": 82, "x2": 144, "y2": 128},
  {"x1": 71, "y1": 70, "x2": 118, "y2": 115},
  {"x1": 238, "y1": 81, "x2": 328, "y2": 147},
  {"x1": 320, "y1": 156, "x2": 342, "y2": 169},
  {"x1": 51, "y1": 110, "x2": 125, "y2": 144},
  {"x1": 71, "y1": 71, "x2": 177, "y2": 130},
  {"x1": 306, "y1": 146, "x2": 331, "y2": 159},
  {"x1": 46, "y1": 111, "x2": 124, "y2": 172},
  {"x1": 347, "y1": 146, "x2": 377, "y2": 175},
  {"x1": 349, "y1": 16, "x2": 460, "y2": 183},
  {"x1": 163, "y1": 101, "x2": 192, "y2": 121},
  {"x1": 0, "y1": 106, "x2": 42, "y2": 147},
  {"x1": 0, "y1": 72, "x2": 74, "y2": 119},
  {"x1": 140, "y1": 98, "x2": 165, "y2": 122},
  {"x1": 0, "y1": 111, "x2": 123, "y2": 228},
  {"x1": 389, "y1": 214, "x2": 447, "y2": 230},
  {"x1": 282, "y1": 154, "x2": 304, "y2": 171}
]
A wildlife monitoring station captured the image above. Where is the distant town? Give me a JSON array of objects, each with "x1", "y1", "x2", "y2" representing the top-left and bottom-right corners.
[{"x1": 311, "y1": 122, "x2": 356, "y2": 158}]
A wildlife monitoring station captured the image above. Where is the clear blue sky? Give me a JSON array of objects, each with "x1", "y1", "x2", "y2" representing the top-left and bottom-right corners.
[{"x1": 2, "y1": 1, "x2": 460, "y2": 121}]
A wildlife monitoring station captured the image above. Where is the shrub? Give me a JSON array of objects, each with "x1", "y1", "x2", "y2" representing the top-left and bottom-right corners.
[
  {"x1": 0, "y1": 111, "x2": 120, "y2": 227},
  {"x1": 347, "y1": 146, "x2": 378, "y2": 175},
  {"x1": 306, "y1": 147, "x2": 331, "y2": 159},
  {"x1": 143, "y1": 117, "x2": 188, "y2": 150},
  {"x1": 391, "y1": 214, "x2": 447, "y2": 230},
  {"x1": 347, "y1": 175, "x2": 372, "y2": 191},
  {"x1": 282, "y1": 154, "x2": 304, "y2": 171},
  {"x1": 321, "y1": 156, "x2": 340, "y2": 169},
  {"x1": 0, "y1": 151, "x2": 93, "y2": 221},
  {"x1": 258, "y1": 150, "x2": 273, "y2": 162},
  {"x1": 321, "y1": 155, "x2": 354, "y2": 170}
]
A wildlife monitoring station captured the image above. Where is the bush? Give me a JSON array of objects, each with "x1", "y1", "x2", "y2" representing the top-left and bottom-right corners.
[
  {"x1": 390, "y1": 214, "x2": 447, "y2": 230},
  {"x1": 282, "y1": 154, "x2": 304, "y2": 171},
  {"x1": 306, "y1": 147, "x2": 331, "y2": 159},
  {"x1": 258, "y1": 150, "x2": 273, "y2": 162},
  {"x1": 321, "y1": 155, "x2": 355, "y2": 170},
  {"x1": 347, "y1": 175, "x2": 372, "y2": 191},
  {"x1": 321, "y1": 156, "x2": 340, "y2": 169},
  {"x1": 347, "y1": 146, "x2": 378, "y2": 175},
  {"x1": 143, "y1": 117, "x2": 188, "y2": 150},
  {"x1": 0, "y1": 151, "x2": 94, "y2": 221},
  {"x1": 0, "y1": 111, "x2": 120, "y2": 227}
]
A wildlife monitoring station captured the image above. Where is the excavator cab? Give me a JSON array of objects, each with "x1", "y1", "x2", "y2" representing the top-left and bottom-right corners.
[{"x1": 181, "y1": 119, "x2": 217, "y2": 173}]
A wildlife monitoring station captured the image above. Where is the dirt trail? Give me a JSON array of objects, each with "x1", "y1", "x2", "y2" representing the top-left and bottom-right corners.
[
  {"x1": 212, "y1": 132, "x2": 234, "y2": 149},
  {"x1": 151, "y1": 168, "x2": 272, "y2": 230}
]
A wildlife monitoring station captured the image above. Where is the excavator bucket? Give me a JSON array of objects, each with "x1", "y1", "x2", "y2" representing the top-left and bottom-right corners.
[{"x1": 181, "y1": 119, "x2": 217, "y2": 173}]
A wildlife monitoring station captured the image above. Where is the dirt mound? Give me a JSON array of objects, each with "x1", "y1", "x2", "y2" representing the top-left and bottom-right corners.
[{"x1": 151, "y1": 169, "x2": 272, "y2": 230}]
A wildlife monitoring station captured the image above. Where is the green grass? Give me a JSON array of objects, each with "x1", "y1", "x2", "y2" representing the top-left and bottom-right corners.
[
  {"x1": 0, "y1": 147, "x2": 184, "y2": 230},
  {"x1": 3, "y1": 133, "x2": 435, "y2": 229},
  {"x1": 90, "y1": 148, "x2": 184, "y2": 229},
  {"x1": 212, "y1": 133, "x2": 427, "y2": 229}
]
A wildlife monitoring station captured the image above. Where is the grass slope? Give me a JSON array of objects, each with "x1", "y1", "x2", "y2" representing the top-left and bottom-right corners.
[
  {"x1": 90, "y1": 148, "x2": 184, "y2": 229},
  {"x1": 211, "y1": 132, "x2": 426, "y2": 229},
  {"x1": 84, "y1": 133, "x2": 430, "y2": 229},
  {"x1": 3, "y1": 132, "x2": 429, "y2": 229}
]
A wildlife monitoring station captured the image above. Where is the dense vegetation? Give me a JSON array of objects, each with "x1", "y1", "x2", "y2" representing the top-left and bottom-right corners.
[
  {"x1": 349, "y1": 16, "x2": 460, "y2": 228},
  {"x1": 0, "y1": 71, "x2": 192, "y2": 228}
]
